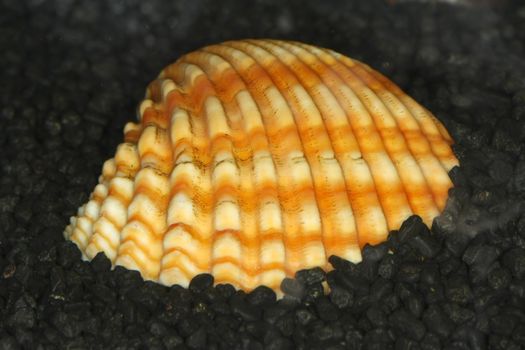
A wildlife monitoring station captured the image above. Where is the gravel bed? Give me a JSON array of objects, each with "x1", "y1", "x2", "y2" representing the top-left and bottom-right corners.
[{"x1": 1, "y1": 0, "x2": 525, "y2": 349}]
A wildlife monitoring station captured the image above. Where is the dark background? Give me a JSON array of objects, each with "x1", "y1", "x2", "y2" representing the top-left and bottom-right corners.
[{"x1": 1, "y1": 0, "x2": 525, "y2": 349}]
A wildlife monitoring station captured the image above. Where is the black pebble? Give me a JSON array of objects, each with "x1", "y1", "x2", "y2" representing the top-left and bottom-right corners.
[
  {"x1": 186, "y1": 327, "x2": 207, "y2": 349},
  {"x1": 280, "y1": 278, "x2": 304, "y2": 299},
  {"x1": 330, "y1": 286, "x2": 354, "y2": 309},
  {"x1": 503, "y1": 248, "x2": 525, "y2": 279},
  {"x1": 422, "y1": 305, "x2": 453, "y2": 338},
  {"x1": 0, "y1": 337, "x2": 20, "y2": 350},
  {"x1": 295, "y1": 267, "x2": 326, "y2": 286},
  {"x1": 247, "y1": 286, "x2": 277, "y2": 307},
  {"x1": 389, "y1": 310, "x2": 426, "y2": 341},
  {"x1": 51, "y1": 311, "x2": 82, "y2": 338},
  {"x1": 189, "y1": 273, "x2": 214, "y2": 294},
  {"x1": 295, "y1": 308, "x2": 316, "y2": 326},
  {"x1": 57, "y1": 242, "x2": 81, "y2": 268},
  {"x1": 408, "y1": 234, "x2": 441, "y2": 258},
  {"x1": 230, "y1": 293, "x2": 261, "y2": 321},
  {"x1": 7, "y1": 296, "x2": 35, "y2": 329},
  {"x1": 90, "y1": 252, "x2": 111, "y2": 273},
  {"x1": 378, "y1": 254, "x2": 397, "y2": 280},
  {"x1": 446, "y1": 275, "x2": 473, "y2": 304},
  {"x1": 315, "y1": 297, "x2": 339, "y2": 321},
  {"x1": 398, "y1": 216, "x2": 427, "y2": 243},
  {"x1": 487, "y1": 267, "x2": 511, "y2": 290}
]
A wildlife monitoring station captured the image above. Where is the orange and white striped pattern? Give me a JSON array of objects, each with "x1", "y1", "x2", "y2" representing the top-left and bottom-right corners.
[{"x1": 64, "y1": 39, "x2": 458, "y2": 292}]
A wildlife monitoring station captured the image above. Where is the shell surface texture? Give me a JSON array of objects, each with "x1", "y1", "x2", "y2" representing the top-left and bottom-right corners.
[{"x1": 64, "y1": 39, "x2": 459, "y2": 292}]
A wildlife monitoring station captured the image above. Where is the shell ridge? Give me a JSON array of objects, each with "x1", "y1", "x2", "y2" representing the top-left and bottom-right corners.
[
  {"x1": 282, "y1": 42, "x2": 386, "y2": 249},
  {"x1": 160, "y1": 82, "x2": 214, "y2": 285},
  {"x1": 315, "y1": 48, "x2": 418, "y2": 233},
  {"x1": 268, "y1": 40, "x2": 368, "y2": 261},
  {"x1": 162, "y1": 59, "x2": 245, "y2": 287},
  {"x1": 200, "y1": 45, "x2": 287, "y2": 288},
  {"x1": 231, "y1": 40, "x2": 327, "y2": 271},
  {"x1": 243, "y1": 39, "x2": 332, "y2": 269},
  {"x1": 215, "y1": 42, "x2": 306, "y2": 275},
  {"x1": 338, "y1": 60, "x2": 446, "y2": 223},
  {"x1": 186, "y1": 58, "x2": 245, "y2": 285},
  {"x1": 202, "y1": 48, "x2": 286, "y2": 288},
  {"x1": 272, "y1": 40, "x2": 374, "y2": 261},
  {"x1": 113, "y1": 104, "x2": 173, "y2": 279},
  {"x1": 340, "y1": 57, "x2": 456, "y2": 175},
  {"x1": 293, "y1": 42, "x2": 390, "y2": 246},
  {"x1": 334, "y1": 53, "x2": 452, "y2": 210},
  {"x1": 324, "y1": 51, "x2": 441, "y2": 223},
  {"x1": 252, "y1": 39, "x2": 362, "y2": 264},
  {"x1": 181, "y1": 59, "x2": 245, "y2": 288},
  {"x1": 78, "y1": 142, "x2": 138, "y2": 261},
  {"x1": 184, "y1": 50, "x2": 265, "y2": 289},
  {"x1": 343, "y1": 62, "x2": 456, "y2": 210},
  {"x1": 350, "y1": 62, "x2": 455, "y2": 173}
]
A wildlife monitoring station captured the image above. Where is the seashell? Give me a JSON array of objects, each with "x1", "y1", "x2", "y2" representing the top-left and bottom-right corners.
[{"x1": 64, "y1": 39, "x2": 458, "y2": 292}]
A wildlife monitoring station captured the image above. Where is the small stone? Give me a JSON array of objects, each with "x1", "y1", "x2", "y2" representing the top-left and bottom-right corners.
[
  {"x1": 163, "y1": 334, "x2": 184, "y2": 348},
  {"x1": 395, "y1": 337, "x2": 419, "y2": 350},
  {"x1": 467, "y1": 328, "x2": 486, "y2": 350},
  {"x1": 509, "y1": 281, "x2": 525, "y2": 298},
  {"x1": 186, "y1": 327, "x2": 207, "y2": 349},
  {"x1": 295, "y1": 308, "x2": 316, "y2": 326},
  {"x1": 329, "y1": 286, "x2": 353, "y2": 309},
  {"x1": 189, "y1": 273, "x2": 214, "y2": 293},
  {"x1": 247, "y1": 286, "x2": 276, "y2": 307},
  {"x1": 276, "y1": 313, "x2": 295, "y2": 337},
  {"x1": 406, "y1": 296, "x2": 424, "y2": 319},
  {"x1": 370, "y1": 278, "x2": 393, "y2": 302},
  {"x1": 295, "y1": 267, "x2": 326, "y2": 285},
  {"x1": 90, "y1": 252, "x2": 111, "y2": 273},
  {"x1": 304, "y1": 283, "x2": 324, "y2": 302},
  {"x1": 442, "y1": 303, "x2": 475, "y2": 324},
  {"x1": 366, "y1": 306, "x2": 386, "y2": 327},
  {"x1": 315, "y1": 297, "x2": 338, "y2": 321},
  {"x1": 7, "y1": 296, "x2": 35, "y2": 329},
  {"x1": 396, "y1": 263, "x2": 421, "y2": 283},
  {"x1": 490, "y1": 313, "x2": 518, "y2": 336},
  {"x1": 215, "y1": 283, "x2": 236, "y2": 299},
  {"x1": 51, "y1": 311, "x2": 82, "y2": 338},
  {"x1": 503, "y1": 248, "x2": 525, "y2": 279},
  {"x1": 488, "y1": 267, "x2": 511, "y2": 290},
  {"x1": 333, "y1": 271, "x2": 369, "y2": 296},
  {"x1": 280, "y1": 278, "x2": 304, "y2": 299},
  {"x1": 149, "y1": 320, "x2": 168, "y2": 336},
  {"x1": 445, "y1": 275, "x2": 473, "y2": 304},
  {"x1": 378, "y1": 254, "x2": 397, "y2": 279},
  {"x1": 489, "y1": 159, "x2": 514, "y2": 184},
  {"x1": 362, "y1": 242, "x2": 389, "y2": 262},
  {"x1": 389, "y1": 310, "x2": 426, "y2": 341},
  {"x1": 420, "y1": 264, "x2": 440, "y2": 285},
  {"x1": 263, "y1": 303, "x2": 288, "y2": 324},
  {"x1": 513, "y1": 160, "x2": 525, "y2": 192},
  {"x1": 0, "y1": 336, "x2": 20, "y2": 350},
  {"x1": 265, "y1": 336, "x2": 293, "y2": 350},
  {"x1": 57, "y1": 241, "x2": 81, "y2": 268},
  {"x1": 408, "y1": 235, "x2": 441, "y2": 258},
  {"x1": 420, "y1": 333, "x2": 441, "y2": 350},
  {"x1": 398, "y1": 216, "x2": 427, "y2": 243},
  {"x1": 230, "y1": 293, "x2": 261, "y2": 321},
  {"x1": 422, "y1": 305, "x2": 453, "y2": 338}
]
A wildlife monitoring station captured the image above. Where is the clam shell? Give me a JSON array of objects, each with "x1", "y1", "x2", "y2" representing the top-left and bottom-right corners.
[{"x1": 64, "y1": 39, "x2": 458, "y2": 291}]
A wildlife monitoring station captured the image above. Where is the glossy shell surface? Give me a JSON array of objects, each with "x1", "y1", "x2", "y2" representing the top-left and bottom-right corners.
[{"x1": 64, "y1": 39, "x2": 458, "y2": 291}]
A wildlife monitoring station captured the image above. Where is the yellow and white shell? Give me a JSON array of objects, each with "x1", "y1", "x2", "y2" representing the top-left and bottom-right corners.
[{"x1": 64, "y1": 39, "x2": 458, "y2": 292}]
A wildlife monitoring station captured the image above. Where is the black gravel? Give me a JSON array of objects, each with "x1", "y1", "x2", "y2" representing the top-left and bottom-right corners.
[{"x1": 1, "y1": 0, "x2": 525, "y2": 349}]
